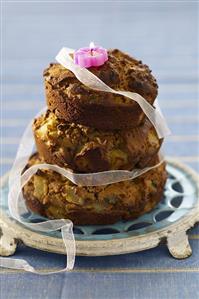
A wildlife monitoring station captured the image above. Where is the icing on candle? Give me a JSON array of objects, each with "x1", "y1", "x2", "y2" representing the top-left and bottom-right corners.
[{"x1": 74, "y1": 42, "x2": 108, "y2": 68}]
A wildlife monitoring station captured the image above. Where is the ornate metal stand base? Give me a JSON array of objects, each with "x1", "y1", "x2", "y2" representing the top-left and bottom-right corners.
[{"x1": 0, "y1": 159, "x2": 198, "y2": 258}]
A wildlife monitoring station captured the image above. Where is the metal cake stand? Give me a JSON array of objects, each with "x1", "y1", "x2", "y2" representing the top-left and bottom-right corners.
[{"x1": 0, "y1": 158, "x2": 198, "y2": 259}]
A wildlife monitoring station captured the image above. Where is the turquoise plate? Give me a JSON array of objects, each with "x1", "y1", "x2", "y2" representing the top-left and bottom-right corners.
[{"x1": 1, "y1": 160, "x2": 198, "y2": 242}]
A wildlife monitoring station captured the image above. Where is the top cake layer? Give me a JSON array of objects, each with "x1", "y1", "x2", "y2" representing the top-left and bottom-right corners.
[{"x1": 44, "y1": 49, "x2": 158, "y2": 130}]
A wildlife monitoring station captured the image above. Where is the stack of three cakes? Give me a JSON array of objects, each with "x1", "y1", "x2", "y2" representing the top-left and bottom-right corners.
[{"x1": 23, "y1": 49, "x2": 167, "y2": 225}]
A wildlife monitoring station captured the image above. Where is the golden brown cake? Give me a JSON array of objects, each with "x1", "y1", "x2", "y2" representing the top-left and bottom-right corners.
[
  {"x1": 33, "y1": 111, "x2": 162, "y2": 173},
  {"x1": 22, "y1": 153, "x2": 167, "y2": 225},
  {"x1": 44, "y1": 49, "x2": 158, "y2": 130}
]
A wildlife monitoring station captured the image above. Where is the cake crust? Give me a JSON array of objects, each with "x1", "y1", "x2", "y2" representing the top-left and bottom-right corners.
[
  {"x1": 23, "y1": 153, "x2": 167, "y2": 225},
  {"x1": 44, "y1": 49, "x2": 158, "y2": 130},
  {"x1": 33, "y1": 111, "x2": 162, "y2": 173}
]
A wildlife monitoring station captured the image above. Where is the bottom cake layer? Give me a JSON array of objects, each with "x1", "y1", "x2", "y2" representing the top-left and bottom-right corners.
[{"x1": 23, "y1": 153, "x2": 167, "y2": 225}]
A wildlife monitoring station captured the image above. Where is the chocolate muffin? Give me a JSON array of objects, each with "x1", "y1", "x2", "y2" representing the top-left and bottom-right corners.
[
  {"x1": 44, "y1": 49, "x2": 158, "y2": 130},
  {"x1": 33, "y1": 111, "x2": 162, "y2": 173},
  {"x1": 23, "y1": 153, "x2": 167, "y2": 225}
]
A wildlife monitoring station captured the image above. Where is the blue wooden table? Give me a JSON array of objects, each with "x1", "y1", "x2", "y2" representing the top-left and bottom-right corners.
[{"x1": 1, "y1": 1, "x2": 199, "y2": 298}]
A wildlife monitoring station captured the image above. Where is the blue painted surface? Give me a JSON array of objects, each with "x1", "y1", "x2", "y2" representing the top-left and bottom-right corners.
[
  {"x1": 1, "y1": 1, "x2": 199, "y2": 299},
  {"x1": 1, "y1": 272, "x2": 199, "y2": 299}
]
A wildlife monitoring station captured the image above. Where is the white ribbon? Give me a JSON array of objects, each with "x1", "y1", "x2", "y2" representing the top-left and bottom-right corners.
[
  {"x1": 55, "y1": 47, "x2": 171, "y2": 139},
  {"x1": 0, "y1": 105, "x2": 165, "y2": 273},
  {"x1": 0, "y1": 105, "x2": 164, "y2": 274},
  {"x1": 0, "y1": 107, "x2": 76, "y2": 275},
  {"x1": 0, "y1": 46, "x2": 169, "y2": 273}
]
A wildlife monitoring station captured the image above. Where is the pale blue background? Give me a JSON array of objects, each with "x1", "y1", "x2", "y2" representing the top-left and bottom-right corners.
[{"x1": 1, "y1": 1, "x2": 199, "y2": 299}]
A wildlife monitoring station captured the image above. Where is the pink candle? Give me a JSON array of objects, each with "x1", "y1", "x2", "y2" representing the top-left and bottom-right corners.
[{"x1": 74, "y1": 42, "x2": 108, "y2": 68}]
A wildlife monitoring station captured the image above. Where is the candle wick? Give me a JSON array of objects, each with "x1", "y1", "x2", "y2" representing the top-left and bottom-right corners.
[{"x1": 89, "y1": 42, "x2": 95, "y2": 56}]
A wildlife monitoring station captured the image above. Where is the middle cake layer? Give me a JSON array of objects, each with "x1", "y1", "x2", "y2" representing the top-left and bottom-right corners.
[{"x1": 33, "y1": 111, "x2": 162, "y2": 173}]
